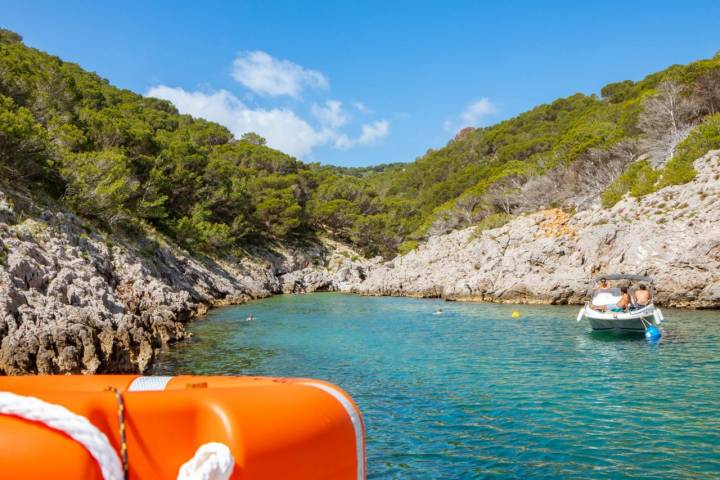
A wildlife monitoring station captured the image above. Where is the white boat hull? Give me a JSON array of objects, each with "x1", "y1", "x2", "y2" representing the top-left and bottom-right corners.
[{"x1": 578, "y1": 305, "x2": 657, "y2": 333}]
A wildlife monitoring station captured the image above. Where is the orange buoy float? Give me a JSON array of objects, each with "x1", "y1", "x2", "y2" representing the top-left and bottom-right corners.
[{"x1": 0, "y1": 375, "x2": 365, "y2": 479}]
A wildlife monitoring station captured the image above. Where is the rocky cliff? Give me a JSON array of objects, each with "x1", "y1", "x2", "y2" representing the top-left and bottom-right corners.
[
  {"x1": 3, "y1": 152, "x2": 718, "y2": 375},
  {"x1": 346, "y1": 151, "x2": 720, "y2": 308},
  {"x1": 0, "y1": 188, "x2": 369, "y2": 374}
]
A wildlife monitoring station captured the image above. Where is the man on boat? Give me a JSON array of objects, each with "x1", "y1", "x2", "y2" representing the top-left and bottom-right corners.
[
  {"x1": 616, "y1": 287, "x2": 632, "y2": 311},
  {"x1": 597, "y1": 277, "x2": 609, "y2": 290},
  {"x1": 634, "y1": 284, "x2": 652, "y2": 307}
]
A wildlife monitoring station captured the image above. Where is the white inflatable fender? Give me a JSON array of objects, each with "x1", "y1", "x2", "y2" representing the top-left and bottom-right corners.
[{"x1": 654, "y1": 307, "x2": 664, "y2": 325}]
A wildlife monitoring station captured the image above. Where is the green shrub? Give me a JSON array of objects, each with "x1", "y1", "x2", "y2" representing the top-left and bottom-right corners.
[
  {"x1": 601, "y1": 159, "x2": 659, "y2": 207},
  {"x1": 659, "y1": 113, "x2": 720, "y2": 187},
  {"x1": 60, "y1": 150, "x2": 139, "y2": 224},
  {"x1": 398, "y1": 240, "x2": 419, "y2": 255},
  {"x1": 600, "y1": 182, "x2": 626, "y2": 208},
  {"x1": 0, "y1": 28, "x2": 22, "y2": 44},
  {"x1": 310, "y1": 198, "x2": 359, "y2": 237},
  {"x1": 601, "y1": 114, "x2": 720, "y2": 208},
  {"x1": 628, "y1": 163, "x2": 660, "y2": 197},
  {"x1": 601, "y1": 80, "x2": 637, "y2": 104},
  {"x1": 474, "y1": 213, "x2": 513, "y2": 235},
  {"x1": 0, "y1": 95, "x2": 51, "y2": 180},
  {"x1": 175, "y1": 206, "x2": 237, "y2": 251}
]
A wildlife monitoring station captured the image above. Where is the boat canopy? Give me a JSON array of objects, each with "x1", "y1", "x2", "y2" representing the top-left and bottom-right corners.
[{"x1": 593, "y1": 274, "x2": 653, "y2": 283}]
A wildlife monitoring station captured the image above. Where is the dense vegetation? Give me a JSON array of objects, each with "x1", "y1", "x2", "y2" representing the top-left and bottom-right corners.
[
  {"x1": 364, "y1": 52, "x2": 720, "y2": 240},
  {"x1": 1, "y1": 29, "x2": 326, "y2": 253},
  {"x1": 2, "y1": 28, "x2": 720, "y2": 259}
]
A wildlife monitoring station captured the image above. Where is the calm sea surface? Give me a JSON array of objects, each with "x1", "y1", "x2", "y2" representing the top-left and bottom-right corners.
[{"x1": 154, "y1": 293, "x2": 720, "y2": 479}]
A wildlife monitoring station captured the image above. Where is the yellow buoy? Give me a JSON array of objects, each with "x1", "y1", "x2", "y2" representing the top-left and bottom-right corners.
[{"x1": 511, "y1": 311, "x2": 521, "y2": 318}]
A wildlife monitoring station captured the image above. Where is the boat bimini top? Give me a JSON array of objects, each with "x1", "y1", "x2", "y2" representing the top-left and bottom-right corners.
[{"x1": 592, "y1": 274, "x2": 654, "y2": 283}]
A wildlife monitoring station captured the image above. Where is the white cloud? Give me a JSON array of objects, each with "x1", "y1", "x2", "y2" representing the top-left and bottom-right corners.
[
  {"x1": 359, "y1": 120, "x2": 390, "y2": 144},
  {"x1": 352, "y1": 101, "x2": 372, "y2": 114},
  {"x1": 231, "y1": 51, "x2": 328, "y2": 97},
  {"x1": 334, "y1": 120, "x2": 389, "y2": 150},
  {"x1": 146, "y1": 86, "x2": 389, "y2": 158},
  {"x1": 460, "y1": 98, "x2": 497, "y2": 125},
  {"x1": 147, "y1": 86, "x2": 328, "y2": 157},
  {"x1": 311, "y1": 100, "x2": 348, "y2": 128}
]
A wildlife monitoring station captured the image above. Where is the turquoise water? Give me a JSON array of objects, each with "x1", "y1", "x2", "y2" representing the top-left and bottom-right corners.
[{"x1": 154, "y1": 293, "x2": 720, "y2": 479}]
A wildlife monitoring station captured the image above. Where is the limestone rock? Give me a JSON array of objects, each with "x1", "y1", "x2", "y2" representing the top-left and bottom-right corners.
[
  {"x1": 346, "y1": 151, "x2": 720, "y2": 309},
  {"x1": 0, "y1": 187, "x2": 367, "y2": 374}
]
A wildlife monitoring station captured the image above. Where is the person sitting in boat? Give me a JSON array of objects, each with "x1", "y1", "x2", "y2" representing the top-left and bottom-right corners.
[
  {"x1": 634, "y1": 284, "x2": 652, "y2": 307},
  {"x1": 596, "y1": 277, "x2": 609, "y2": 290},
  {"x1": 615, "y1": 287, "x2": 632, "y2": 311}
]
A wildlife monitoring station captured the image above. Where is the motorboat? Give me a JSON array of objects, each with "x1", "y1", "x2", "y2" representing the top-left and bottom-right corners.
[{"x1": 576, "y1": 274, "x2": 664, "y2": 334}]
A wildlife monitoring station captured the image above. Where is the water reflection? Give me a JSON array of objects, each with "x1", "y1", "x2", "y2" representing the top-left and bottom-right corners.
[{"x1": 587, "y1": 330, "x2": 647, "y2": 342}]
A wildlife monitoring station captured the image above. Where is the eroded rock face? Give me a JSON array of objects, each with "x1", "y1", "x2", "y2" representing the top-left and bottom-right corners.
[
  {"x1": 3, "y1": 151, "x2": 719, "y2": 373},
  {"x1": 276, "y1": 241, "x2": 375, "y2": 294},
  {"x1": 346, "y1": 151, "x2": 720, "y2": 309},
  {"x1": 0, "y1": 196, "x2": 367, "y2": 374}
]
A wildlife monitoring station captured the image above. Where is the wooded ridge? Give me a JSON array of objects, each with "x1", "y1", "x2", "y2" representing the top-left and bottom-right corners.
[{"x1": 2, "y1": 28, "x2": 720, "y2": 259}]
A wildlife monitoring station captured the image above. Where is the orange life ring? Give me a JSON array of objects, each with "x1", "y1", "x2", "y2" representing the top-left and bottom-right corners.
[{"x1": 0, "y1": 375, "x2": 365, "y2": 479}]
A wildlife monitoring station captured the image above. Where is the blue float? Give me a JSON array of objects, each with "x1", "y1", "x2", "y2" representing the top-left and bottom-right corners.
[{"x1": 645, "y1": 324, "x2": 661, "y2": 341}]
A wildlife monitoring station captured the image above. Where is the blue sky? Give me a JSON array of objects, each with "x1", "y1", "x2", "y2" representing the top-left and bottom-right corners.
[{"x1": 4, "y1": 1, "x2": 720, "y2": 166}]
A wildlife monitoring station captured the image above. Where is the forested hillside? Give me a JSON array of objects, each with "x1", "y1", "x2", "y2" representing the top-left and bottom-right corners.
[
  {"x1": 357, "y1": 52, "x2": 720, "y2": 253},
  {"x1": 2, "y1": 27, "x2": 720, "y2": 259},
  {"x1": 0, "y1": 28, "x2": 334, "y2": 251}
]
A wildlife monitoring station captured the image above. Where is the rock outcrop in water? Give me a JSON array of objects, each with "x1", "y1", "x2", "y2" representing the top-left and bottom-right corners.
[
  {"x1": 0, "y1": 189, "x2": 370, "y2": 374},
  {"x1": 346, "y1": 151, "x2": 720, "y2": 308}
]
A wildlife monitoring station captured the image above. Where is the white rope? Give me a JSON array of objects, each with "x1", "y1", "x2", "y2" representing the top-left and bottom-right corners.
[
  {"x1": 0, "y1": 392, "x2": 234, "y2": 480},
  {"x1": 0, "y1": 391, "x2": 123, "y2": 480},
  {"x1": 177, "y1": 442, "x2": 234, "y2": 480}
]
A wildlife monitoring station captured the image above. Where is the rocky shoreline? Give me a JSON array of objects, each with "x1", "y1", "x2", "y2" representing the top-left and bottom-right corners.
[
  {"x1": 348, "y1": 151, "x2": 720, "y2": 309},
  {"x1": 0, "y1": 188, "x2": 370, "y2": 374},
  {"x1": 2, "y1": 151, "x2": 718, "y2": 375}
]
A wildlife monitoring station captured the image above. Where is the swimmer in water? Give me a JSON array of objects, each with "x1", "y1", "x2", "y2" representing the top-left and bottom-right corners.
[
  {"x1": 246, "y1": 313, "x2": 254, "y2": 321},
  {"x1": 435, "y1": 308, "x2": 444, "y2": 315}
]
